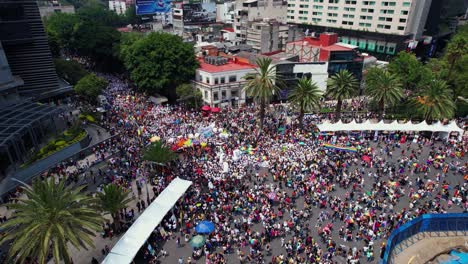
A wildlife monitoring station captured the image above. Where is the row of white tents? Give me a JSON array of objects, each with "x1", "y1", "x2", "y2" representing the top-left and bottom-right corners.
[{"x1": 317, "y1": 120, "x2": 465, "y2": 140}]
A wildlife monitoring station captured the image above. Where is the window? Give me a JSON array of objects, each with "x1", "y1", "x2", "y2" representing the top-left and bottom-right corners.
[
  {"x1": 361, "y1": 8, "x2": 374, "y2": 13},
  {"x1": 345, "y1": 0, "x2": 356, "y2": 4},
  {"x1": 328, "y1": 6, "x2": 338, "y2": 10},
  {"x1": 326, "y1": 19, "x2": 337, "y2": 23},
  {"x1": 313, "y1": 5, "x2": 323, "y2": 9},
  {"x1": 343, "y1": 14, "x2": 355, "y2": 18},
  {"x1": 328, "y1": 13, "x2": 338, "y2": 17},
  {"x1": 363, "y1": 1, "x2": 375, "y2": 5},
  {"x1": 229, "y1": 75, "x2": 237, "y2": 82},
  {"x1": 220, "y1": 77, "x2": 225, "y2": 84},
  {"x1": 397, "y1": 26, "x2": 405, "y2": 30},
  {"x1": 312, "y1": 17, "x2": 322, "y2": 22},
  {"x1": 313, "y1": 0, "x2": 323, "y2": 2},
  {"x1": 205, "y1": 77, "x2": 210, "y2": 83},
  {"x1": 231, "y1": 90, "x2": 238, "y2": 98},
  {"x1": 312, "y1": 11, "x2": 323, "y2": 15},
  {"x1": 287, "y1": 15, "x2": 295, "y2": 19},
  {"x1": 403, "y1": 2, "x2": 410, "y2": 7},
  {"x1": 299, "y1": 16, "x2": 307, "y2": 20},
  {"x1": 287, "y1": 4, "x2": 295, "y2": 7},
  {"x1": 360, "y1": 15, "x2": 372, "y2": 20},
  {"x1": 221, "y1": 90, "x2": 226, "y2": 99},
  {"x1": 328, "y1": 0, "x2": 339, "y2": 3},
  {"x1": 204, "y1": 91, "x2": 208, "y2": 99},
  {"x1": 359, "y1": 22, "x2": 371, "y2": 27},
  {"x1": 401, "y1": 10, "x2": 408, "y2": 15},
  {"x1": 299, "y1": 10, "x2": 309, "y2": 14},
  {"x1": 399, "y1": 18, "x2": 406, "y2": 23},
  {"x1": 299, "y1": 4, "x2": 309, "y2": 8},
  {"x1": 342, "y1": 21, "x2": 354, "y2": 25},
  {"x1": 378, "y1": 17, "x2": 385, "y2": 21},
  {"x1": 380, "y1": 9, "x2": 394, "y2": 14},
  {"x1": 213, "y1": 92, "x2": 219, "y2": 101},
  {"x1": 344, "y1": 7, "x2": 355, "y2": 11},
  {"x1": 214, "y1": 78, "x2": 219, "y2": 84},
  {"x1": 386, "y1": 17, "x2": 392, "y2": 22}
]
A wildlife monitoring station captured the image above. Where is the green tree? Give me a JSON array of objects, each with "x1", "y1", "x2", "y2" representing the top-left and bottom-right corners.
[
  {"x1": 76, "y1": 2, "x2": 125, "y2": 27},
  {"x1": 365, "y1": 67, "x2": 403, "y2": 118},
  {"x1": 243, "y1": 57, "x2": 281, "y2": 131},
  {"x1": 412, "y1": 79, "x2": 456, "y2": 121},
  {"x1": 71, "y1": 21, "x2": 121, "y2": 69},
  {"x1": 388, "y1": 51, "x2": 431, "y2": 91},
  {"x1": 289, "y1": 77, "x2": 322, "y2": 128},
  {"x1": 74, "y1": 73, "x2": 107, "y2": 101},
  {"x1": 445, "y1": 34, "x2": 468, "y2": 82},
  {"x1": 97, "y1": 183, "x2": 132, "y2": 232},
  {"x1": 45, "y1": 12, "x2": 78, "y2": 52},
  {"x1": 121, "y1": 32, "x2": 198, "y2": 99},
  {"x1": 326, "y1": 70, "x2": 359, "y2": 120},
  {"x1": 143, "y1": 141, "x2": 178, "y2": 165},
  {"x1": 0, "y1": 179, "x2": 103, "y2": 264},
  {"x1": 176, "y1": 83, "x2": 203, "y2": 109},
  {"x1": 54, "y1": 58, "x2": 89, "y2": 85}
]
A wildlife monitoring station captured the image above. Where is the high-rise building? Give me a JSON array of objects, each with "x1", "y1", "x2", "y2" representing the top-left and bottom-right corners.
[
  {"x1": 0, "y1": 0, "x2": 61, "y2": 98},
  {"x1": 287, "y1": 0, "x2": 433, "y2": 57}
]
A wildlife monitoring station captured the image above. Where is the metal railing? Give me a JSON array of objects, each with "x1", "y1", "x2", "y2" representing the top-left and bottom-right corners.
[{"x1": 382, "y1": 213, "x2": 468, "y2": 264}]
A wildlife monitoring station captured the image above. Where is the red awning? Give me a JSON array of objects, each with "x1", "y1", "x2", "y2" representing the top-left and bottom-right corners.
[
  {"x1": 211, "y1": 107, "x2": 221, "y2": 113},
  {"x1": 201, "y1": 105, "x2": 211, "y2": 111}
]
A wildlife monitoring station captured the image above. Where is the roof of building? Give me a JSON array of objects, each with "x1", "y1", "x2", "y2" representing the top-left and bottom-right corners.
[
  {"x1": 321, "y1": 44, "x2": 354, "y2": 52},
  {"x1": 198, "y1": 58, "x2": 256, "y2": 73}
]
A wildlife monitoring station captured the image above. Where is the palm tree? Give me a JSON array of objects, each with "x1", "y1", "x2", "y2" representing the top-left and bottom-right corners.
[
  {"x1": 289, "y1": 77, "x2": 322, "y2": 128},
  {"x1": 0, "y1": 179, "x2": 103, "y2": 264},
  {"x1": 365, "y1": 67, "x2": 403, "y2": 119},
  {"x1": 142, "y1": 141, "x2": 177, "y2": 165},
  {"x1": 97, "y1": 183, "x2": 133, "y2": 232},
  {"x1": 326, "y1": 70, "x2": 359, "y2": 120},
  {"x1": 413, "y1": 79, "x2": 456, "y2": 121},
  {"x1": 243, "y1": 57, "x2": 281, "y2": 131}
]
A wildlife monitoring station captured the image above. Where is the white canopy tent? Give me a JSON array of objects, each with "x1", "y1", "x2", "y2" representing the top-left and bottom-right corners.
[
  {"x1": 102, "y1": 177, "x2": 192, "y2": 264},
  {"x1": 317, "y1": 120, "x2": 464, "y2": 140}
]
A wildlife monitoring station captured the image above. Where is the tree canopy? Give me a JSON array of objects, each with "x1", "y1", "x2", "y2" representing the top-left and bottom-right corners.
[
  {"x1": 289, "y1": 77, "x2": 322, "y2": 128},
  {"x1": 387, "y1": 51, "x2": 431, "y2": 91},
  {"x1": 0, "y1": 179, "x2": 103, "y2": 264},
  {"x1": 120, "y1": 32, "x2": 199, "y2": 98},
  {"x1": 326, "y1": 70, "x2": 359, "y2": 119},
  {"x1": 54, "y1": 58, "x2": 89, "y2": 85},
  {"x1": 74, "y1": 73, "x2": 108, "y2": 100},
  {"x1": 142, "y1": 141, "x2": 178, "y2": 164},
  {"x1": 412, "y1": 79, "x2": 455, "y2": 121},
  {"x1": 365, "y1": 67, "x2": 403, "y2": 118},
  {"x1": 176, "y1": 83, "x2": 203, "y2": 109}
]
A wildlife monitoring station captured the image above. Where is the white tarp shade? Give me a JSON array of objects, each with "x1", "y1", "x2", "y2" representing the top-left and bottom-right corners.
[
  {"x1": 317, "y1": 120, "x2": 464, "y2": 137},
  {"x1": 102, "y1": 177, "x2": 192, "y2": 264}
]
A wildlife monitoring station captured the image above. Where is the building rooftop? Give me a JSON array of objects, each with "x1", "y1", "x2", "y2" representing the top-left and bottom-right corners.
[
  {"x1": 321, "y1": 44, "x2": 354, "y2": 52},
  {"x1": 198, "y1": 58, "x2": 256, "y2": 73}
]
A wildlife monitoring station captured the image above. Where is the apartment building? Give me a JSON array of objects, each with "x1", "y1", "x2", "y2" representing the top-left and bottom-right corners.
[
  {"x1": 287, "y1": 0, "x2": 433, "y2": 57},
  {"x1": 193, "y1": 56, "x2": 257, "y2": 108},
  {"x1": 109, "y1": 0, "x2": 127, "y2": 15},
  {"x1": 244, "y1": 19, "x2": 290, "y2": 53},
  {"x1": 233, "y1": 0, "x2": 288, "y2": 41}
]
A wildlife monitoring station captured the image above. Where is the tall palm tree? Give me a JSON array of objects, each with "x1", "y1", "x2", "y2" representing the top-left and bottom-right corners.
[
  {"x1": 0, "y1": 179, "x2": 103, "y2": 264},
  {"x1": 142, "y1": 141, "x2": 177, "y2": 165},
  {"x1": 413, "y1": 79, "x2": 456, "y2": 121},
  {"x1": 365, "y1": 67, "x2": 403, "y2": 119},
  {"x1": 243, "y1": 57, "x2": 281, "y2": 131},
  {"x1": 97, "y1": 183, "x2": 133, "y2": 232},
  {"x1": 326, "y1": 70, "x2": 359, "y2": 120},
  {"x1": 289, "y1": 77, "x2": 322, "y2": 128}
]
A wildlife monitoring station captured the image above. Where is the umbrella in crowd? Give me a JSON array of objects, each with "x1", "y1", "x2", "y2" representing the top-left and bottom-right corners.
[
  {"x1": 189, "y1": 235, "x2": 206, "y2": 248},
  {"x1": 195, "y1": 220, "x2": 215, "y2": 234},
  {"x1": 361, "y1": 155, "x2": 371, "y2": 163},
  {"x1": 211, "y1": 107, "x2": 221, "y2": 113},
  {"x1": 201, "y1": 105, "x2": 211, "y2": 111}
]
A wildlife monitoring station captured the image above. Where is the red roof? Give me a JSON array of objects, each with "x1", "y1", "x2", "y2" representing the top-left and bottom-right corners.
[
  {"x1": 198, "y1": 58, "x2": 256, "y2": 73},
  {"x1": 321, "y1": 44, "x2": 353, "y2": 52}
]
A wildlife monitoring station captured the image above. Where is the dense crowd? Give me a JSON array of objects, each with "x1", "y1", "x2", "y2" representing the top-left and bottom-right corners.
[
  {"x1": 91, "y1": 75, "x2": 467, "y2": 264},
  {"x1": 3, "y1": 73, "x2": 466, "y2": 264}
]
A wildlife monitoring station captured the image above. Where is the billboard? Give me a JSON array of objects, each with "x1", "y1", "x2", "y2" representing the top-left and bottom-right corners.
[
  {"x1": 136, "y1": 0, "x2": 172, "y2": 15},
  {"x1": 183, "y1": 2, "x2": 216, "y2": 25}
]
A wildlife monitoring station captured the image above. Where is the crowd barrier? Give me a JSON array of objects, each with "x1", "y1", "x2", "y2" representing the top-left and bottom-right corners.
[{"x1": 382, "y1": 213, "x2": 468, "y2": 264}]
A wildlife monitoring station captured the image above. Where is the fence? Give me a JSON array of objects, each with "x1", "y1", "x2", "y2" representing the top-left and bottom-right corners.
[{"x1": 382, "y1": 213, "x2": 468, "y2": 264}]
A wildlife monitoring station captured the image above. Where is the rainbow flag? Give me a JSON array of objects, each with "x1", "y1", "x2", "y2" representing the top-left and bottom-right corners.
[{"x1": 322, "y1": 143, "x2": 357, "y2": 153}]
